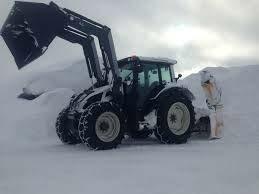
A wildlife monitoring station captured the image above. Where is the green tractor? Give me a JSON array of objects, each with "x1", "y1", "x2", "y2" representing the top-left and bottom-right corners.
[{"x1": 1, "y1": 1, "x2": 196, "y2": 150}]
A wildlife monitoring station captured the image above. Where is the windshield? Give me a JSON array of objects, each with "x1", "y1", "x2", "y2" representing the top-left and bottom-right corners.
[{"x1": 120, "y1": 63, "x2": 134, "y2": 82}]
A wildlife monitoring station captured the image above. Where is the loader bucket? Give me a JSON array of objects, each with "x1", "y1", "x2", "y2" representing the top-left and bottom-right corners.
[{"x1": 1, "y1": 1, "x2": 66, "y2": 69}]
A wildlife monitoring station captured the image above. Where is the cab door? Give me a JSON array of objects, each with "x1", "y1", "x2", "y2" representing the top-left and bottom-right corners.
[
  {"x1": 120, "y1": 61, "x2": 139, "y2": 131},
  {"x1": 136, "y1": 63, "x2": 160, "y2": 109}
]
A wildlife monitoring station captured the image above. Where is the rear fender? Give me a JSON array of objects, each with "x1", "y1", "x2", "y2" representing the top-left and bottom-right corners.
[{"x1": 153, "y1": 86, "x2": 195, "y2": 103}]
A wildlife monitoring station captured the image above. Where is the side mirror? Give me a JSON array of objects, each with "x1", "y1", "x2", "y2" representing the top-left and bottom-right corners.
[{"x1": 175, "y1": 74, "x2": 183, "y2": 82}]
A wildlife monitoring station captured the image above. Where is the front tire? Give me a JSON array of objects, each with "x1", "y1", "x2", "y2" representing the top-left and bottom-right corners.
[
  {"x1": 56, "y1": 107, "x2": 81, "y2": 145},
  {"x1": 155, "y1": 96, "x2": 195, "y2": 144},
  {"x1": 78, "y1": 102, "x2": 125, "y2": 150}
]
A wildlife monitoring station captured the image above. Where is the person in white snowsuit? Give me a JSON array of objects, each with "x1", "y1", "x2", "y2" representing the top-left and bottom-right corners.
[{"x1": 200, "y1": 71, "x2": 224, "y2": 139}]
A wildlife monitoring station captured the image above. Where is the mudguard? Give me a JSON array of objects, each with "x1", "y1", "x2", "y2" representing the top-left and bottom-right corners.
[
  {"x1": 68, "y1": 85, "x2": 112, "y2": 115},
  {"x1": 154, "y1": 85, "x2": 195, "y2": 103}
]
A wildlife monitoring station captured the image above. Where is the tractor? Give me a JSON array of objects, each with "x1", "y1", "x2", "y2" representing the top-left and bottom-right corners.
[{"x1": 1, "y1": 1, "x2": 196, "y2": 150}]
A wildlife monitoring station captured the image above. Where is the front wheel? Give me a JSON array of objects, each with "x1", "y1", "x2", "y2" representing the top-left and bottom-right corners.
[
  {"x1": 78, "y1": 102, "x2": 125, "y2": 150},
  {"x1": 154, "y1": 96, "x2": 195, "y2": 144},
  {"x1": 56, "y1": 107, "x2": 81, "y2": 145}
]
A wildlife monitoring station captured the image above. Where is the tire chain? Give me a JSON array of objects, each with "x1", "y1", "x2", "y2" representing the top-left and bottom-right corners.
[
  {"x1": 56, "y1": 107, "x2": 78, "y2": 144},
  {"x1": 78, "y1": 102, "x2": 102, "y2": 150}
]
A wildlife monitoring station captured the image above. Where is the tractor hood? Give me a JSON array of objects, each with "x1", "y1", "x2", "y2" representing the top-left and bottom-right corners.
[{"x1": 0, "y1": 1, "x2": 66, "y2": 69}]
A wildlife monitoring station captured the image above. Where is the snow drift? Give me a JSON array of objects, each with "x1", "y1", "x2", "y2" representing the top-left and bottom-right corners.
[
  {"x1": 2, "y1": 61, "x2": 259, "y2": 145},
  {"x1": 21, "y1": 59, "x2": 93, "y2": 97}
]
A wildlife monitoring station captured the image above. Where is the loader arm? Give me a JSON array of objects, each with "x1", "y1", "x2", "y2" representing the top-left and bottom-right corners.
[{"x1": 1, "y1": 1, "x2": 120, "y2": 87}]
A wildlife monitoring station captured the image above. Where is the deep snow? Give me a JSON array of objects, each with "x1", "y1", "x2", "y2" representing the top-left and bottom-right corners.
[{"x1": 0, "y1": 61, "x2": 259, "y2": 194}]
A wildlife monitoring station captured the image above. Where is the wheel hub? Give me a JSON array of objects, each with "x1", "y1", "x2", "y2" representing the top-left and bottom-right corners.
[
  {"x1": 167, "y1": 102, "x2": 190, "y2": 135},
  {"x1": 170, "y1": 114, "x2": 177, "y2": 124},
  {"x1": 95, "y1": 112, "x2": 120, "y2": 142},
  {"x1": 99, "y1": 121, "x2": 110, "y2": 132}
]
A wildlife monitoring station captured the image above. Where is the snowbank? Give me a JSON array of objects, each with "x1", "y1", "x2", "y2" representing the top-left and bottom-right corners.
[
  {"x1": 21, "y1": 59, "x2": 93, "y2": 97},
  {"x1": 183, "y1": 65, "x2": 259, "y2": 143},
  {"x1": 4, "y1": 62, "x2": 259, "y2": 144}
]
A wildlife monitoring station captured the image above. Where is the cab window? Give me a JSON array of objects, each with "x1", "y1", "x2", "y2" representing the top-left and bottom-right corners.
[
  {"x1": 138, "y1": 63, "x2": 159, "y2": 88},
  {"x1": 160, "y1": 65, "x2": 172, "y2": 83},
  {"x1": 120, "y1": 63, "x2": 133, "y2": 82}
]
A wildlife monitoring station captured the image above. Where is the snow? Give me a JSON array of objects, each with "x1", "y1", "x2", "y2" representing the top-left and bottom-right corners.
[
  {"x1": 21, "y1": 59, "x2": 92, "y2": 96},
  {"x1": 137, "y1": 56, "x2": 177, "y2": 65},
  {"x1": 0, "y1": 61, "x2": 259, "y2": 194}
]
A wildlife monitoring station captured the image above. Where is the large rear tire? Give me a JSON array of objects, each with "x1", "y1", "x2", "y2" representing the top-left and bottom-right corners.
[
  {"x1": 78, "y1": 102, "x2": 125, "y2": 150},
  {"x1": 154, "y1": 96, "x2": 195, "y2": 144},
  {"x1": 56, "y1": 107, "x2": 81, "y2": 145}
]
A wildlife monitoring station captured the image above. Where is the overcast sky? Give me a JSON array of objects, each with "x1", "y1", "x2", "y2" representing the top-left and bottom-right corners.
[{"x1": 0, "y1": 0, "x2": 258, "y2": 76}]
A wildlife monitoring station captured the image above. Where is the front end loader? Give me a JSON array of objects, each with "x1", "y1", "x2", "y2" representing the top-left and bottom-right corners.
[{"x1": 1, "y1": 1, "x2": 199, "y2": 150}]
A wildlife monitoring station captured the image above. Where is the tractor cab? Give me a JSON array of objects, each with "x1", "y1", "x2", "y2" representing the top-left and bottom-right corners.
[
  {"x1": 119, "y1": 56, "x2": 177, "y2": 106},
  {"x1": 118, "y1": 56, "x2": 178, "y2": 134}
]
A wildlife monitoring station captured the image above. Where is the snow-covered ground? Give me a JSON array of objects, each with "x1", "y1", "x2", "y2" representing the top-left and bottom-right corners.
[{"x1": 0, "y1": 61, "x2": 259, "y2": 194}]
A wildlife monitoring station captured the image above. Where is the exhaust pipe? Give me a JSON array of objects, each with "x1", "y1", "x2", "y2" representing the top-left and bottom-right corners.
[{"x1": 1, "y1": 1, "x2": 67, "y2": 69}]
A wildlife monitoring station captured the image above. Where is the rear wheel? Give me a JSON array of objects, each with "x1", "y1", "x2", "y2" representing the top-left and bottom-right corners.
[
  {"x1": 155, "y1": 96, "x2": 195, "y2": 144},
  {"x1": 78, "y1": 102, "x2": 125, "y2": 150},
  {"x1": 56, "y1": 107, "x2": 81, "y2": 145}
]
